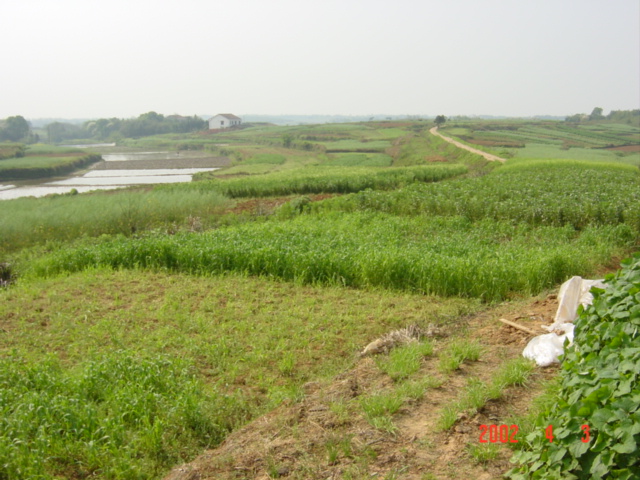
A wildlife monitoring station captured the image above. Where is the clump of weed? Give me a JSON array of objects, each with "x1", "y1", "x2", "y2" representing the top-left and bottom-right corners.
[
  {"x1": 360, "y1": 392, "x2": 403, "y2": 433},
  {"x1": 375, "y1": 341, "x2": 434, "y2": 381},
  {"x1": 438, "y1": 338, "x2": 482, "y2": 373},
  {"x1": 467, "y1": 442, "x2": 501, "y2": 464},
  {"x1": 397, "y1": 376, "x2": 442, "y2": 401}
]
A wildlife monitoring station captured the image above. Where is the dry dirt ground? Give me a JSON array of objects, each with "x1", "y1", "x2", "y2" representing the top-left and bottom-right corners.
[
  {"x1": 164, "y1": 295, "x2": 562, "y2": 480},
  {"x1": 228, "y1": 194, "x2": 335, "y2": 215}
]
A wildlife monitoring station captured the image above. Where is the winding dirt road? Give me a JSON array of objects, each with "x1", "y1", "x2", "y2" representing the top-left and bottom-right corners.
[{"x1": 430, "y1": 126, "x2": 506, "y2": 163}]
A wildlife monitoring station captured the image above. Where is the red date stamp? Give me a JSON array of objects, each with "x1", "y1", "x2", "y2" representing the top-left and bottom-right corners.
[
  {"x1": 480, "y1": 424, "x2": 591, "y2": 443},
  {"x1": 479, "y1": 424, "x2": 519, "y2": 443}
]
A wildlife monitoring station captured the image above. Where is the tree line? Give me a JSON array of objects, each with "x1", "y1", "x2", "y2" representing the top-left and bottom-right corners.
[
  {"x1": 0, "y1": 112, "x2": 208, "y2": 144},
  {"x1": 565, "y1": 108, "x2": 640, "y2": 125},
  {"x1": 48, "y1": 112, "x2": 208, "y2": 142},
  {"x1": 0, "y1": 116, "x2": 35, "y2": 143}
]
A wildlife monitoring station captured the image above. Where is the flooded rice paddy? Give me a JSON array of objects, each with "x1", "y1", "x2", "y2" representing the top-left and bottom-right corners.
[{"x1": 0, "y1": 150, "x2": 229, "y2": 200}]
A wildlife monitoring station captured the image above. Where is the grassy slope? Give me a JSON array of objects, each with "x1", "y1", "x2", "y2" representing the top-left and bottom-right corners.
[
  {"x1": 1, "y1": 119, "x2": 638, "y2": 479},
  {"x1": 0, "y1": 269, "x2": 481, "y2": 478}
]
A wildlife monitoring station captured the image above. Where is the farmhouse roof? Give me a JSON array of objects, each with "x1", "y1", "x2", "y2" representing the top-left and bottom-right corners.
[{"x1": 214, "y1": 113, "x2": 241, "y2": 120}]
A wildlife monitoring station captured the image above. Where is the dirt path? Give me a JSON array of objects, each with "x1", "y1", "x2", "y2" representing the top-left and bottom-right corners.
[
  {"x1": 430, "y1": 127, "x2": 506, "y2": 163},
  {"x1": 165, "y1": 295, "x2": 560, "y2": 480}
]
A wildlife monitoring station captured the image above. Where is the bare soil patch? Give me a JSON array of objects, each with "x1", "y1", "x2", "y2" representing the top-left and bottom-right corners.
[
  {"x1": 228, "y1": 194, "x2": 336, "y2": 215},
  {"x1": 606, "y1": 145, "x2": 640, "y2": 153}
]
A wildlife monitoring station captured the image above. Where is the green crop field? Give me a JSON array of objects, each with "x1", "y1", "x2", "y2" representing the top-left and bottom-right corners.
[
  {"x1": 23, "y1": 213, "x2": 633, "y2": 301},
  {"x1": 0, "y1": 188, "x2": 230, "y2": 255},
  {"x1": 312, "y1": 160, "x2": 640, "y2": 232},
  {"x1": 191, "y1": 164, "x2": 467, "y2": 198},
  {"x1": 0, "y1": 144, "x2": 100, "y2": 180},
  {"x1": 0, "y1": 155, "x2": 83, "y2": 169},
  {"x1": 1, "y1": 117, "x2": 638, "y2": 479},
  {"x1": 322, "y1": 153, "x2": 393, "y2": 166}
]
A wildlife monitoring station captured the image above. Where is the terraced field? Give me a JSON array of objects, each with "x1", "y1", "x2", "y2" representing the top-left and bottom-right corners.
[{"x1": 0, "y1": 117, "x2": 638, "y2": 480}]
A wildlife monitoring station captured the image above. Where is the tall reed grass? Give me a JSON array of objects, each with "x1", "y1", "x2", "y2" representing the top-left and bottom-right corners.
[
  {"x1": 187, "y1": 164, "x2": 467, "y2": 198},
  {"x1": 0, "y1": 188, "x2": 228, "y2": 254},
  {"x1": 24, "y1": 213, "x2": 634, "y2": 301}
]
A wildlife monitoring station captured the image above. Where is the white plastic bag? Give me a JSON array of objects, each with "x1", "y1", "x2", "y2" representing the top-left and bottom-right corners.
[
  {"x1": 544, "y1": 276, "x2": 605, "y2": 332},
  {"x1": 522, "y1": 323, "x2": 574, "y2": 367}
]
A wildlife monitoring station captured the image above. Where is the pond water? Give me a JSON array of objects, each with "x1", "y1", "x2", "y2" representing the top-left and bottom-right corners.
[
  {"x1": 61, "y1": 143, "x2": 117, "y2": 148},
  {"x1": 49, "y1": 175, "x2": 196, "y2": 186},
  {"x1": 0, "y1": 185, "x2": 124, "y2": 200},
  {"x1": 101, "y1": 151, "x2": 208, "y2": 161},
  {"x1": 0, "y1": 151, "x2": 222, "y2": 200},
  {"x1": 84, "y1": 168, "x2": 215, "y2": 177}
]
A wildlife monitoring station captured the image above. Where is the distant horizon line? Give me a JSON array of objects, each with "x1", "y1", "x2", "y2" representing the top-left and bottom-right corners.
[{"x1": 19, "y1": 113, "x2": 575, "y2": 122}]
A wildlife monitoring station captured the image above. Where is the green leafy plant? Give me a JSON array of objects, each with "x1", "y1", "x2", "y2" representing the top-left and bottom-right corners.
[
  {"x1": 508, "y1": 254, "x2": 640, "y2": 479},
  {"x1": 0, "y1": 352, "x2": 232, "y2": 479}
]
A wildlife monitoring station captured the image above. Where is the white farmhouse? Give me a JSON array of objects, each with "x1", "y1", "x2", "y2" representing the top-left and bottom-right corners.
[{"x1": 208, "y1": 114, "x2": 242, "y2": 130}]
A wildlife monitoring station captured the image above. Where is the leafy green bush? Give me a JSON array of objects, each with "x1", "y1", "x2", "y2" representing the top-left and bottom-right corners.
[{"x1": 508, "y1": 253, "x2": 640, "y2": 479}]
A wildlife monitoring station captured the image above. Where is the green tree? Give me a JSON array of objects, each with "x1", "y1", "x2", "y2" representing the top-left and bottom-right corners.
[
  {"x1": 589, "y1": 107, "x2": 604, "y2": 121},
  {"x1": 0, "y1": 115, "x2": 30, "y2": 141},
  {"x1": 434, "y1": 115, "x2": 447, "y2": 127}
]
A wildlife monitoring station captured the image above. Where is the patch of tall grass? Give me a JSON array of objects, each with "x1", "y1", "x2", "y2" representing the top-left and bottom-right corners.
[
  {"x1": 23, "y1": 213, "x2": 634, "y2": 301},
  {"x1": 187, "y1": 164, "x2": 467, "y2": 198},
  {"x1": 311, "y1": 161, "x2": 640, "y2": 232},
  {"x1": 0, "y1": 188, "x2": 229, "y2": 254},
  {"x1": 320, "y1": 139, "x2": 390, "y2": 152},
  {"x1": 244, "y1": 153, "x2": 286, "y2": 165},
  {"x1": 322, "y1": 153, "x2": 393, "y2": 167}
]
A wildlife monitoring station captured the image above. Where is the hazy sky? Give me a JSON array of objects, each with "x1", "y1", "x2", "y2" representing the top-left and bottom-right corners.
[{"x1": 1, "y1": 0, "x2": 638, "y2": 119}]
